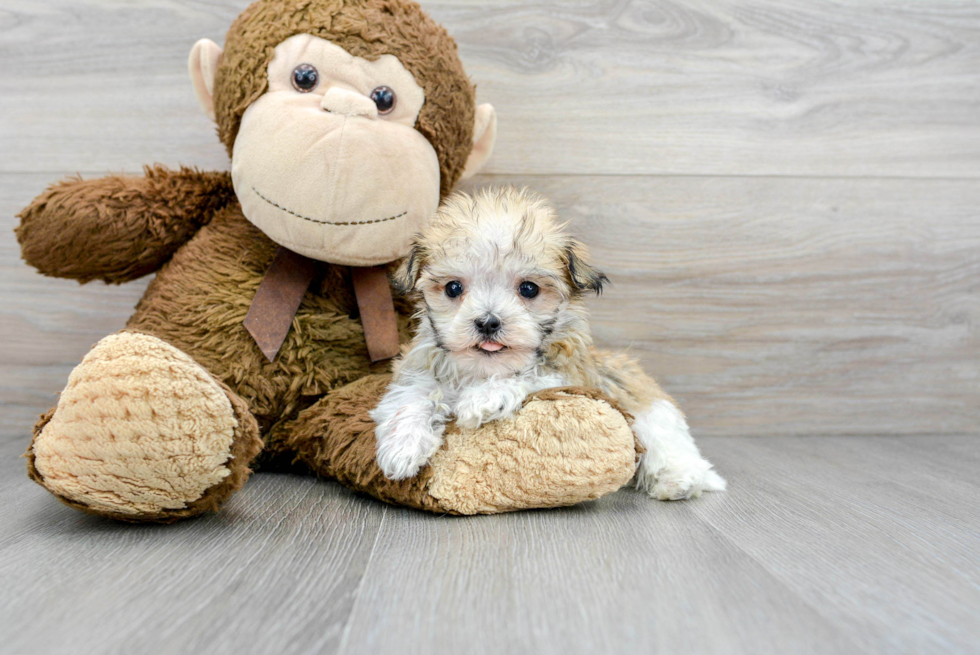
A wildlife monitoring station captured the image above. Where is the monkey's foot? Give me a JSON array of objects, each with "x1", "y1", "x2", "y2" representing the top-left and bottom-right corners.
[
  {"x1": 285, "y1": 378, "x2": 640, "y2": 515},
  {"x1": 27, "y1": 332, "x2": 262, "y2": 522}
]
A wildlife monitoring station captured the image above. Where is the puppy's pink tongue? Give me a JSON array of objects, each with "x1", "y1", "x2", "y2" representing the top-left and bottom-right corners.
[{"x1": 479, "y1": 341, "x2": 503, "y2": 352}]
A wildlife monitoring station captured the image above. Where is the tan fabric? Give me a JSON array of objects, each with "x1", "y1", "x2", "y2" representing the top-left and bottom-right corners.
[
  {"x1": 428, "y1": 389, "x2": 639, "y2": 514},
  {"x1": 188, "y1": 38, "x2": 223, "y2": 120},
  {"x1": 126, "y1": 206, "x2": 415, "y2": 441},
  {"x1": 284, "y1": 377, "x2": 638, "y2": 515},
  {"x1": 31, "y1": 333, "x2": 240, "y2": 516},
  {"x1": 458, "y1": 102, "x2": 497, "y2": 181},
  {"x1": 231, "y1": 34, "x2": 441, "y2": 265},
  {"x1": 213, "y1": 0, "x2": 478, "y2": 199},
  {"x1": 281, "y1": 375, "x2": 443, "y2": 512}
]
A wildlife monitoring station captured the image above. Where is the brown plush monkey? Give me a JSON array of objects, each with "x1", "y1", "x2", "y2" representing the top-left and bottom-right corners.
[{"x1": 16, "y1": 0, "x2": 639, "y2": 522}]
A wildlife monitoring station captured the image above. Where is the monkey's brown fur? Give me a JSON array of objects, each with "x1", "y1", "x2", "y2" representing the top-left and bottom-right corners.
[
  {"x1": 215, "y1": 0, "x2": 475, "y2": 197},
  {"x1": 17, "y1": 166, "x2": 235, "y2": 285},
  {"x1": 15, "y1": 0, "x2": 637, "y2": 522}
]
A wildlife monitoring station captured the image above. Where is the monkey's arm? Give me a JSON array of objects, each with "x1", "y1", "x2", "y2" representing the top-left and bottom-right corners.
[{"x1": 16, "y1": 165, "x2": 235, "y2": 284}]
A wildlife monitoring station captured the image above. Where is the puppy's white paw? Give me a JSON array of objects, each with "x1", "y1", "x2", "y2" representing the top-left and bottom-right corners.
[
  {"x1": 454, "y1": 398, "x2": 504, "y2": 430},
  {"x1": 632, "y1": 399, "x2": 726, "y2": 501},
  {"x1": 375, "y1": 416, "x2": 444, "y2": 481},
  {"x1": 454, "y1": 383, "x2": 525, "y2": 430},
  {"x1": 637, "y1": 457, "x2": 727, "y2": 501}
]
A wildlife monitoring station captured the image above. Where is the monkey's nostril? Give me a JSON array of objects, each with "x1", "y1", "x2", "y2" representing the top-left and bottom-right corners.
[{"x1": 475, "y1": 315, "x2": 502, "y2": 336}]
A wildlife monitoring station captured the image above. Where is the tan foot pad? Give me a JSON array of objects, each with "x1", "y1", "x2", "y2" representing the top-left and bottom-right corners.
[
  {"x1": 284, "y1": 376, "x2": 639, "y2": 516},
  {"x1": 428, "y1": 388, "x2": 639, "y2": 514},
  {"x1": 31, "y1": 332, "x2": 240, "y2": 516}
]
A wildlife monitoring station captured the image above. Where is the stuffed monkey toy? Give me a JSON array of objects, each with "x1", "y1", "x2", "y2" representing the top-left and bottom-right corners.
[{"x1": 16, "y1": 0, "x2": 639, "y2": 522}]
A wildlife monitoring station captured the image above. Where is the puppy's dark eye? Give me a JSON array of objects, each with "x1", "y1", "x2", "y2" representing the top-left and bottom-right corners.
[
  {"x1": 370, "y1": 86, "x2": 396, "y2": 114},
  {"x1": 445, "y1": 280, "x2": 464, "y2": 298},
  {"x1": 292, "y1": 64, "x2": 319, "y2": 92},
  {"x1": 519, "y1": 281, "x2": 540, "y2": 299}
]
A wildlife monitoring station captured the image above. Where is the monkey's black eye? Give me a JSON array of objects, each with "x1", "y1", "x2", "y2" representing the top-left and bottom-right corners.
[
  {"x1": 445, "y1": 280, "x2": 464, "y2": 298},
  {"x1": 292, "y1": 64, "x2": 319, "y2": 92},
  {"x1": 519, "y1": 281, "x2": 540, "y2": 299},
  {"x1": 370, "y1": 86, "x2": 396, "y2": 114}
]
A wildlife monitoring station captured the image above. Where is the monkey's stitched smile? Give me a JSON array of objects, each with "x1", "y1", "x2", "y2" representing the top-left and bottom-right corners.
[{"x1": 251, "y1": 186, "x2": 408, "y2": 226}]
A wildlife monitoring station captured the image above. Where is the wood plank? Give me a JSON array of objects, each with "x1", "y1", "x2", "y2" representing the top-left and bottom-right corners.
[
  {"x1": 463, "y1": 173, "x2": 980, "y2": 437},
  {"x1": 691, "y1": 436, "x2": 980, "y2": 654},
  {"x1": 337, "y1": 436, "x2": 980, "y2": 655},
  {"x1": 4, "y1": 172, "x2": 978, "y2": 437},
  {"x1": 3, "y1": 428, "x2": 977, "y2": 654},
  {"x1": 0, "y1": 168, "x2": 385, "y2": 654},
  {"x1": 337, "y1": 487, "x2": 861, "y2": 655},
  {"x1": 1, "y1": 0, "x2": 978, "y2": 177},
  {"x1": 0, "y1": 416, "x2": 387, "y2": 654},
  {"x1": 0, "y1": 174, "x2": 150, "y2": 368}
]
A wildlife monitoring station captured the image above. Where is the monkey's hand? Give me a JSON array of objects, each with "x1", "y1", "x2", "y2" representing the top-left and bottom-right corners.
[{"x1": 16, "y1": 165, "x2": 235, "y2": 284}]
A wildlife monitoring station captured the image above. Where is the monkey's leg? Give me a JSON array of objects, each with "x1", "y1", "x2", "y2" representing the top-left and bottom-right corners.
[
  {"x1": 278, "y1": 376, "x2": 638, "y2": 514},
  {"x1": 27, "y1": 331, "x2": 263, "y2": 523}
]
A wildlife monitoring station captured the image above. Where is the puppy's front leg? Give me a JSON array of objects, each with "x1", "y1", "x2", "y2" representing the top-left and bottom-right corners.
[
  {"x1": 454, "y1": 377, "x2": 532, "y2": 430},
  {"x1": 370, "y1": 376, "x2": 449, "y2": 481}
]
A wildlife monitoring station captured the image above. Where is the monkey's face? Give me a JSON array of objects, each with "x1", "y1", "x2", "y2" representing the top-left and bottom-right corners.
[
  {"x1": 189, "y1": 0, "x2": 499, "y2": 267},
  {"x1": 229, "y1": 34, "x2": 441, "y2": 265}
]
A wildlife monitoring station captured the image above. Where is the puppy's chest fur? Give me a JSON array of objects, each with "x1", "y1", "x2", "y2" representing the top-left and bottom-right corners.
[{"x1": 429, "y1": 340, "x2": 623, "y2": 414}]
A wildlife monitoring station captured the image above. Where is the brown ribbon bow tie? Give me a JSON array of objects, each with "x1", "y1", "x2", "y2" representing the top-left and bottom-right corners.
[{"x1": 244, "y1": 246, "x2": 400, "y2": 363}]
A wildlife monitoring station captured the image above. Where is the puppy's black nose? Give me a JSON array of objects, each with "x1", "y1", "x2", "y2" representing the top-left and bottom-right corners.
[{"x1": 475, "y1": 315, "x2": 501, "y2": 337}]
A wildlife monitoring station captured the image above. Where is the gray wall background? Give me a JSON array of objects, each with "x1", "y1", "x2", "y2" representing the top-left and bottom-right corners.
[{"x1": 2, "y1": 0, "x2": 978, "y2": 437}]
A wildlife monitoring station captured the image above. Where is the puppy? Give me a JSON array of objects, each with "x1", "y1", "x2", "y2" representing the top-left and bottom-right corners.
[{"x1": 370, "y1": 187, "x2": 726, "y2": 500}]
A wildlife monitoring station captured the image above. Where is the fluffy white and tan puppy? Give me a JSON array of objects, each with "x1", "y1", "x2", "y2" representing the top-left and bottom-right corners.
[{"x1": 370, "y1": 187, "x2": 726, "y2": 500}]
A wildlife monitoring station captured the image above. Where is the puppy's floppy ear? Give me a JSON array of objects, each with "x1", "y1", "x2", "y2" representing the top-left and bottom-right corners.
[
  {"x1": 564, "y1": 239, "x2": 609, "y2": 295},
  {"x1": 392, "y1": 240, "x2": 426, "y2": 293}
]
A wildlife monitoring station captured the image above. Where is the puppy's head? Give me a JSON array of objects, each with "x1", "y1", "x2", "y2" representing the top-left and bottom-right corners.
[{"x1": 396, "y1": 186, "x2": 607, "y2": 377}]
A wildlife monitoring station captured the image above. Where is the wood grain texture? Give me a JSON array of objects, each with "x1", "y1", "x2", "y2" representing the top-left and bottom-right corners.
[
  {"x1": 690, "y1": 436, "x2": 980, "y2": 654},
  {"x1": 2, "y1": 433, "x2": 977, "y2": 655},
  {"x1": 461, "y1": 174, "x2": 980, "y2": 437},
  {"x1": 334, "y1": 435, "x2": 980, "y2": 655},
  {"x1": 1, "y1": 0, "x2": 978, "y2": 176},
  {"x1": 0, "y1": 412, "x2": 388, "y2": 655},
  {"x1": 337, "y1": 496, "x2": 860, "y2": 655},
  {"x1": 6, "y1": 173, "x2": 977, "y2": 437},
  {"x1": 2, "y1": 2, "x2": 980, "y2": 653}
]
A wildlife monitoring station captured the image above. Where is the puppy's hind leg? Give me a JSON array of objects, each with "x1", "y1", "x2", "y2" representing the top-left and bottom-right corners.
[
  {"x1": 631, "y1": 400, "x2": 726, "y2": 500},
  {"x1": 591, "y1": 349, "x2": 725, "y2": 500}
]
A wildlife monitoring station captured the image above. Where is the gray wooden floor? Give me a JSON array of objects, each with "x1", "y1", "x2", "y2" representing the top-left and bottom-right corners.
[
  {"x1": 2, "y1": 1, "x2": 979, "y2": 654},
  {"x1": 2, "y1": 430, "x2": 979, "y2": 654}
]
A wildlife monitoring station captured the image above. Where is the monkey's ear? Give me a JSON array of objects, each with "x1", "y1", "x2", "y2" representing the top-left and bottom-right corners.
[
  {"x1": 392, "y1": 241, "x2": 426, "y2": 293},
  {"x1": 459, "y1": 104, "x2": 497, "y2": 181},
  {"x1": 189, "y1": 38, "x2": 223, "y2": 121},
  {"x1": 565, "y1": 239, "x2": 609, "y2": 295}
]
